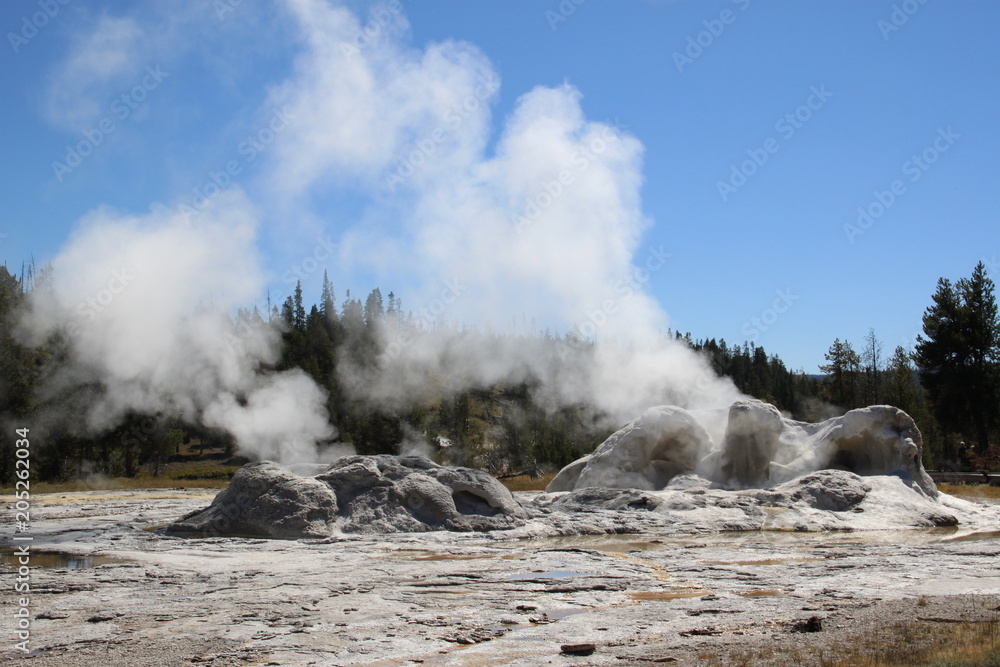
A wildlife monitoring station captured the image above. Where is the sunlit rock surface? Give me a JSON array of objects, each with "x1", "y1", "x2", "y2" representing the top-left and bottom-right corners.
[
  {"x1": 167, "y1": 461, "x2": 340, "y2": 538},
  {"x1": 719, "y1": 399, "x2": 784, "y2": 488},
  {"x1": 750, "y1": 469, "x2": 958, "y2": 530},
  {"x1": 167, "y1": 455, "x2": 528, "y2": 538},
  {"x1": 802, "y1": 405, "x2": 936, "y2": 496},
  {"x1": 546, "y1": 406, "x2": 712, "y2": 492},
  {"x1": 548, "y1": 401, "x2": 937, "y2": 496}
]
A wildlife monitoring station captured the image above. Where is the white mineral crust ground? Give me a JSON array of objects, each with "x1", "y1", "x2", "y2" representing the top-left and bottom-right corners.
[{"x1": 2, "y1": 486, "x2": 1000, "y2": 666}]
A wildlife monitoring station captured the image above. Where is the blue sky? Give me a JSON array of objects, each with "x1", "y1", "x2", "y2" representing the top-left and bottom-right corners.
[{"x1": 2, "y1": 0, "x2": 998, "y2": 373}]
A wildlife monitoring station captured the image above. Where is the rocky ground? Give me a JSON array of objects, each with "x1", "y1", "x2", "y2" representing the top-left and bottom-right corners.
[{"x1": 2, "y1": 488, "x2": 1000, "y2": 666}]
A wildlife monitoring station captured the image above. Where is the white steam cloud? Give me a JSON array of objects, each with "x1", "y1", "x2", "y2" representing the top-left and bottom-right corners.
[
  {"x1": 266, "y1": 0, "x2": 745, "y2": 428},
  {"x1": 20, "y1": 190, "x2": 335, "y2": 464}
]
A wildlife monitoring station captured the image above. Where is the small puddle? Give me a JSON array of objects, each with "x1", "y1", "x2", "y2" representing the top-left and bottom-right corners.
[
  {"x1": 528, "y1": 608, "x2": 590, "y2": 622},
  {"x1": 937, "y1": 530, "x2": 1000, "y2": 543},
  {"x1": 738, "y1": 589, "x2": 785, "y2": 597},
  {"x1": 394, "y1": 551, "x2": 521, "y2": 561},
  {"x1": 0, "y1": 551, "x2": 124, "y2": 570},
  {"x1": 629, "y1": 589, "x2": 709, "y2": 601},
  {"x1": 507, "y1": 608, "x2": 592, "y2": 639},
  {"x1": 508, "y1": 570, "x2": 586, "y2": 580},
  {"x1": 703, "y1": 557, "x2": 825, "y2": 566},
  {"x1": 509, "y1": 534, "x2": 666, "y2": 553}
]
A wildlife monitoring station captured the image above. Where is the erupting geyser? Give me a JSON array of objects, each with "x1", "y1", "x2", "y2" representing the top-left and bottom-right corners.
[{"x1": 168, "y1": 400, "x2": 973, "y2": 540}]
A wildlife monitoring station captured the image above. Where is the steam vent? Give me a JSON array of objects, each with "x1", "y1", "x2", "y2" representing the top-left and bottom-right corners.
[{"x1": 168, "y1": 400, "x2": 981, "y2": 539}]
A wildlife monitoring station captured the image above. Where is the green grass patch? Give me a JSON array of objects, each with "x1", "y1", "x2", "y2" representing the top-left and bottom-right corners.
[
  {"x1": 164, "y1": 465, "x2": 240, "y2": 481},
  {"x1": 0, "y1": 476, "x2": 230, "y2": 494}
]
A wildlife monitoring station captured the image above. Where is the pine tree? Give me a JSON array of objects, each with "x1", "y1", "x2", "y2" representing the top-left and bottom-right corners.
[
  {"x1": 320, "y1": 271, "x2": 336, "y2": 320},
  {"x1": 957, "y1": 263, "x2": 999, "y2": 449},
  {"x1": 281, "y1": 295, "x2": 295, "y2": 325},
  {"x1": 916, "y1": 264, "x2": 1000, "y2": 452},
  {"x1": 820, "y1": 338, "x2": 861, "y2": 409},
  {"x1": 884, "y1": 346, "x2": 920, "y2": 413},
  {"x1": 860, "y1": 328, "x2": 884, "y2": 405},
  {"x1": 293, "y1": 280, "x2": 306, "y2": 331},
  {"x1": 364, "y1": 288, "x2": 384, "y2": 328},
  {"x1": 0, "y1": 266, "x2": 42, "y2": 484}
]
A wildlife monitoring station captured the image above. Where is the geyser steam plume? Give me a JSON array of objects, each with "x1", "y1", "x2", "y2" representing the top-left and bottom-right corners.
[
  {"x1": 18, "y1": 0, "x2": 746, "y2": 467},
  {"x1": 265, "y1": 0, "x2": 746, "y2": 432},
  {"x1": 20, "y1": 191, "x2": 334, "y2": 465}
]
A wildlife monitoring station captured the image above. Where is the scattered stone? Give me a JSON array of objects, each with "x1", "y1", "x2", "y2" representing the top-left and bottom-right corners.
[
  {"x1": 36, "y1": 610, "x2": 71, "y2": 620},
  {"x1": 792, "y1": 616, "x2": 823, "y2": 633},
  {"x1": 679, "y1": 627, "x2": 723, "y2": 636},
  {"x1": 442, "y1": 626, "x2": 507, "y2": 644},
  {"x1": 687, "y1": 609, "x2": 740, "y2": 616},
  {"x1": 86, "y1": 611, "x2": 122, "y2": 623},
  {"x1": 561, "y1": 643, "x2": 596, "y2": 656}
]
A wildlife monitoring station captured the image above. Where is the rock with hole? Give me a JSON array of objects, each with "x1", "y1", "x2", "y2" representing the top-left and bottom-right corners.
[{"x1": 167, "y1": 455, "x2": 528, "y2": 538}]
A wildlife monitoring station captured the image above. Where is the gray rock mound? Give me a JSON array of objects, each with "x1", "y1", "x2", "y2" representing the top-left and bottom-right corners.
[
  {"x1": 318, "y1": 455, "x2": 528, "y2": 533},
  {"x1": 530, "y1": 469, "x2": 959, "y2": 535},
  {"x1": 167, "y1": 455, "x2": 528, "y2": 538},
  {"x1": 167, "y1": 461, "x2": 340, "y2": 538},
  {"x1": 750, "y1": 470, "x2": 958, "y2": 530},
  {"x1": 756, "y1": 469, "x2": 872, "y2": 511},
  {"x1": 548, "y1": 487, "x2": 665, "y2": 512},
  {"x1": 547, "y1": 406, "x2": 713, "y2": 492}
]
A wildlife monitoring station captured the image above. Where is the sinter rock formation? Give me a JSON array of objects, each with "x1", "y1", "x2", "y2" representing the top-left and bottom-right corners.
[
  {"x1": 548, "y1": 400, "x2": 937, "y2": 496},
  {"x1": 167, "y1": 461, "x2": 340, "y2": 539},
  {"x1": 167, "y1": 455, "x2": 528, "y2": 538},
  {"x1": 546, "y1": 406, "x2": 712, "y2": 492},
  {"x1": 719, "y1": 400, "x2": 785, "y2": 488},
  {"x1": 168, "y1": 401, "x2": 954, "y2": 539},
  {"x1": 539, "y1": 468, "x2": 960, "y2": 533}
]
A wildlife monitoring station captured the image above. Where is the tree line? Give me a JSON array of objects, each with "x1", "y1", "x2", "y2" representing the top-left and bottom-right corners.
[
  {"x1": 817, "y1": 262, "x2": 999, "y2": 468},
  {"x1": 1, "y1": 262, "x2": 997, "y2": 483}
]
